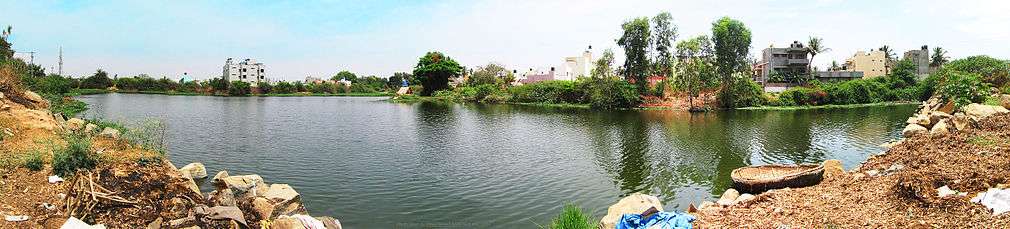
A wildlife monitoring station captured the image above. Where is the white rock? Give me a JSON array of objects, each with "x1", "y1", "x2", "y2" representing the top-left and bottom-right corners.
[
  {"x1": 98, "y1": 127, "x2": 120, "y2": 139},
  {"x1": 717, "y1": 188, "x2": 740, "y2": 206},
  {"x1": 599, "y1": 193, "x2": 664, "y2": 229},
  {"x1": 84, "y1": 123, "x2": 99, "y2": 134},
  {"x1": 734, "y1": 193, "x2": 756, "y2": 205},
  {"x1": 964, "y1": 103, "x2": 1009, "y2": 120},
  {"x1": 67, "y1": 118, "x2": 86, "y2": 131},
  {"x1": 48, "y1": 175, "x2": 64, "y2": 184},
  {"x1": 937, "y1": 185, "x2": 957, "y2": 198},
  {"x1": 179, "y1": 163, "x2": 208, "y2": 179},
  {"x1": 930, "y1": 121, "x2": 949, "y2": 135},
  {"x1": 61, "y1": 216, "x2": 107, "y2": 228}
]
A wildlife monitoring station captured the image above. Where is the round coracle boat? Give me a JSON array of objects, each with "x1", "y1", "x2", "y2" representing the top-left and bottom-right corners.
[{"x1": 731, "y1": 163, "x2": 824, "y2": 193}]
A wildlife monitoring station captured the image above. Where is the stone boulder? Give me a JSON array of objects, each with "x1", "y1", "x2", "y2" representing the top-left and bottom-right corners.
[
  {"x1": 1001, "y1": 94, "x2": 1010, "y2": 109},
  {"x1": 208, "y1": 188, "x2": 237, "y2": 207},
  {"x1": 902, "y1": 124, "x2": 928, "y2": 138},
  {"x1": 928, "y1": 111, "x2": 951, "y2": 125},
  {"x1": 271, "y1": 216, "x2": 306, "y2": 229},
  {"x1": 265, "y1": 184, "x2": 306, "y2": 216},
  {"x1": 215, "y1": 174, "x2": 267, "y2": 197},
  {"x1": 84, "y1": 123, "x2": 99, "y2": 134},
  {"x1": 822, "y1": 159, "x2": 845, "y2": 178},
  {"x1": 213, "y1": 170, "x2": 229, "y2": 182},
  {"x1": 599, "y1": 193, "x2": 664, "y2": 229},
  {"x1": 906, "y1": 114, "x2": 931, "y2": 127},
  {"x1": 67, "y1": 118, "x2": 86, "y2": 131},
  {"x1": 938, "y1": 100, "x2": 956, "y2": 114},
  {"x1": 734, "y1": 193, "x2": 756, "y2": 205},
  {"x1": 716, "y1": 189, "x2": 740, "y2": 206},
  {"x1": 952, "y1": 112, "x2": 970, "y2": 131},
  {"x1": 99, "y1": 127, "x2": 120, "y2": 139},
  {"x1": 964, "y1": 103, "x2": 1009, "y2": 120},
  {"x1": 182, "y1": 176, "x2": 201, "y2": 197},
  {"x1": 930, "y1": 121, "x2": 949, "y2": 135},
  {"x1": 251, "y1": 197, "x2": 274, "y2": 220},
  {"x1": 23, "y1": 91, "x2": 49, "y2": 109},
  {"x1": 179, "y1": 163, "x2": 208, "y2": 179}
]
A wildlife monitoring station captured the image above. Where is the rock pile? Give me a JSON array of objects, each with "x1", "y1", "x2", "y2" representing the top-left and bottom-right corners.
[{"x1": 902, "y1": 97, "x2": 1010, "y2": 138}]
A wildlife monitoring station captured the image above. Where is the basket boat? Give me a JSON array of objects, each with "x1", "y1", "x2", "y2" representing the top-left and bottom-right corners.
[{"x1": 731, "y1": 163, "x2": 824, "y2": 193}]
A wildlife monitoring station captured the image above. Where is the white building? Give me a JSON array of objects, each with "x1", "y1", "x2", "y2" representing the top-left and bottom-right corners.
[
  {"x1": 555, "y1": 46, "x2": 594, "y2": 81},
  {"x1": 223, "y1": 58, "x2": 266, "y2": 84}
]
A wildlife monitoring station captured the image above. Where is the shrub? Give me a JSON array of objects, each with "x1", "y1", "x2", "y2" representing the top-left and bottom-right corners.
[
  {"x1": 256, "y1": 82, "x2": 273, "y2": 94},
  {"x1": 718, "y1": 75, "x2": 765, "y2": 108},
  {"x1": 585, "y1": 78, "x2": 640, "y2": 109},
  {"x1": 52, "y1": 134, "x2": 97, "y2": 177},
  {"x1": 508, "y1": 80, "x2": 584, "y2": 104},
  {"x1": 45, "y1": 93, "x2": 88, "y2": 117},
  {"x1": 26, "y1": 74, "x2": 73, "y2": 95},
  {"x1": 482, "y1": 89, "x2": 510, "y2": 103},
  {"x1": 274, "y1": 81, "x2": 295, "y2": 94},
  {"x1": 778, "y1": 87, "x2": 827, "y2": 106},
  {"x1": 944, "y1": 55, "x2": 1010, "y2": 87},
  {"x1": 349, "y1": 83, "x2": 377, "y2": 93},
  {"x1": 547, "y1": 203, "x2": 594, "y2": 229},
  {"x1": 22, "y1": 149, "x2": 44, "y2": 171},
  {"x1": 821, "y1": 79, "x2": 890, "y2": 105},
  {"x1": 228, "y1": 81, "x2": 251, "y2": 96},
  {"x1": 939, "y1": 71, "x2": 990, "y2": 110}
]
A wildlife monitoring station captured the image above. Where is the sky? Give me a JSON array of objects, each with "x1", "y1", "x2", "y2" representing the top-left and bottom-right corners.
[{"x1": 2, "y1": 0, "x2": 1009, "y2": 81}]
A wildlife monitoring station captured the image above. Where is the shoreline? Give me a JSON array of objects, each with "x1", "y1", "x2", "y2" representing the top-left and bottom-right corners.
[{"x1": 71, "y1": 89, "x2": 393, "y2": 97}]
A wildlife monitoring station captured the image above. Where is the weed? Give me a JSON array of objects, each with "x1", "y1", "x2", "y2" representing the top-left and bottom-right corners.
[
  {"x1": 52, "y1": 134, "x2": 97, "y2": 177},
  {"x1": 22, "y1": 149, "x2": 44, "y2": 171},
  {"x1": 545, "y1": 203, "x2": 595, "y2": 229}
]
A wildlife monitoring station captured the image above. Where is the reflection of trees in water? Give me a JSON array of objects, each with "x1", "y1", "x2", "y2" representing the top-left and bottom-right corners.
[
  {"x1": 749, "y1": 110, "x2": 822, "y2": 164},
  {"x1": 584, "y1": 110, "x2": 652, "y2": 196},
  {"x1": 413, "y1": 102, "x2": 460, "y2": 161}
]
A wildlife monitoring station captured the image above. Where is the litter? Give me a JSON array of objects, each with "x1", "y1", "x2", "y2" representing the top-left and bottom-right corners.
[
  {"x1": 48, "y1": 175, "x2": 64, "y2": 184},
  {"x1": 4, "y1": 215, "x2": 29, "y2": 222},
  {"x1": 971, "y1": 188, "x2": 1010, "y2": 215},
  {"x1": 616, "y1": 207, "x2": 695, "y2": 229},
  {"x1": 291, "y1": 214, "x2": 326, "y2": 229},
  {"x1": 61, "y1": 216, "x2": 107, "y2": 228},
  {"x1": 42, "y1": 202, "x2": 56, "y2": 210}
]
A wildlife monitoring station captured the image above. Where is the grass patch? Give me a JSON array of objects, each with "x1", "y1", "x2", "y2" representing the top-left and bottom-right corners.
[
  {"x1": 738, "y1": 101, "x2": 918, "y2": 110},
  {"x1": 22, "y1": 149, "x2": 44, "y2": 171},
  {"x1": 44, "y1": 93, "x2": 88, "y2": 117},
  {"x1": 967, "y1": 134, "x2": 1005, "y2": 147},
  {"x1": 68, "y1": 88, "x2": 111, "y2": 95},
  {"x1": 544, "y1": 203, "x2": 595, "y2": 229},
  {"x1": 52, "y1": 134, "x2": 98, "y2": 177},
  {"x1": 984, "y1": 96, "x2": 1002, "y2": 106}
]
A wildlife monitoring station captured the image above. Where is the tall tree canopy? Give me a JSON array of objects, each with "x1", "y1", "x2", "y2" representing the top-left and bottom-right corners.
[
  {"x1": 332, "y1": 70, "x2": 357, "y2": 82},
  {"x1": 651, "y1": 12, "x2": 677, "y2": 78},
  {"x1": 468, "y1": 63, "x2": 510, "y2": 86},
  {"x1": 412, "y1": 51, "x2": 462, "y2": 96},
  {"x1": 806, "y1": 36, "x2": 829, "y2": 72},
  {"x1": 931, "y1": 47, "x2": 949, "y2": 67},
  {"x1": 676, "y1": 35, "x2": 716, "y2": 108},
  {"x1": 618, "y1": 17, "x2": 651, "y2": 94},
  {"x1": 0, "y1": 25, "x2": 12, "y2": 60},
  {"x1": 711, "y1": 17, "x2": 752, "y2": 83},
  {"x1": 591, "y1": 49, "x2": 616, "y2": 79}
]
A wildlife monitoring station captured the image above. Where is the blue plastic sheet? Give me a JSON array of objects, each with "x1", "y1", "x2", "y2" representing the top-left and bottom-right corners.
[{"x1": 615, "y1": 211, "x2": 695, "y2": 229}]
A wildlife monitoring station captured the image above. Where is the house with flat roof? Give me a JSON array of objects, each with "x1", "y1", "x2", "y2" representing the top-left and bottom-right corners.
[
  {"x1": 752, "y1": 41, "x2": 810, "y2": 85},
  {"x1": 845, "y1": 50, "x2": 887, "y2": 78},
  {"x1": 903, "y1": 45, "x2": 931, "y2": 75}
]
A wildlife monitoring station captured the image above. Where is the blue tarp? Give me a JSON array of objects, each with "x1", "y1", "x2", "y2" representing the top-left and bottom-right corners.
[{"x1": 615, "y1": 211, "x2": 695, "y2": 229}]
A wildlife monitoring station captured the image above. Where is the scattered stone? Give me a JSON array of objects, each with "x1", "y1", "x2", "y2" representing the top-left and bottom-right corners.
[
  {"x1": 182, "y1": 175, "x2": 201, "y2": 196},
  {"x1": 266, "y1": 184, "x2": 299, "y2": 203},
  {"x1": 168, "y1": 215, "x2": 196, "y2": 228},
  {"x1": 902, "y1": 124, "x2": 928, "y2": 138},
  {"x1": 84, "y1": 123, "x2": 99, "y2": 134},
  {"x1": 60, "y1": 217, "x2": 105, "y2": 228},
  {"x1": 698, "y1": 201, "x2": 716, "y2": 210},
  {"x1": 217, "y1": 174, "x2": 266, "y2": 195},
  {"x1": 879, "y1": 139, "x2": 903, "y2": 149},
  {"x1": 206, "y1": 206, "x2": 248, "y2": 227},
  {"x1": 1001, "y1": 94, "x2": 1010, "y2": 109},
  {"x1": 4, "y1": 215, "x2": 29, "y2": 222},
  {"x1": 316, "y1": 216, "x2": 343, "y2": 229},
  {"x1": 734, "y1": 193, "x2": 756, "y2": 205},
  {"x1": 208, "y1": 188, "x2": 236, "y2": 207},
  {"x1": 67, "y1": 118, "x2": 86, "y2": 131},
  {"x1": 964, "y1": 103, "x2": 1009, "y2": 120},
  {"x1": 599, "y1": 193, "x2": 664, "y2": 229},
  {"x1": 271, "y1": 215, "x2": 307, "y2": 229},
  {"x1": 952, "y1": 112, "x2": 970, "y2": 131},
  {"x1": 98, "y1": 127, "x2": 120, "y2": 139},
  {"x1": 179, "y1": 162, "x2": 208, "y2": 179},
  {"x1": 884, "y1": 164, "x2": 904, "y2": 174},
  {"x1": 866, "y1": 170, "x2": 879, "y2": 177},
  {"x1": 23, "y1": 91, "x2": 49, "y2": 108},
  {"x1": 938, "y1": 186, "x2": 957, "y2": 198},
  {"x1": 931, "y1": 121, "x2": 949, "y2": 135},
  {"x1": 48, "y1": 175, "x2": 64, "y2": 184},
  {"x1": 147, "y1": 217, "x2": 163, "y2": 229},
  {"x1": 213, "y1": 170, "x2": 229, "y2": 182},
  {"x1": 822, "y1": 159, "x2": 845, "y2": 178},
  {"x1": 929, "y1": 111, "x2": 951, "y2": 124},
  {"x1": 717, "y1": 189, "x2": 740, "y2": 206}
]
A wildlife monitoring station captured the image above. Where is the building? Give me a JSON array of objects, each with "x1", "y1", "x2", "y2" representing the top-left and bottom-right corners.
[
  {"x1": 555, "y1": 46, "x2": 594, "y2": 81},
  {"x1": 814, "y1": 71, "x2": 864, "y2": 82},
  {"x1": 903, "y1": 45, "x2": 931, "y2": 75},
  {"x1": 844, "y1": 50, "x2": 887, "y2": 78},
  {"x1": 752, "y1": 41, "x2": 811, "y2": 85},
  {"x1": 519, "y1": 67, "x2": 555, "y2": 84},
  {"x1": 223, "y1": 58, "x2": 266, "y2": 84}
]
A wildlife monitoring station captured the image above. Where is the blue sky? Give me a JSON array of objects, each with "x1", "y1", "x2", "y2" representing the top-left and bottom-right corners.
[{"x1": 2, "y1": 0, "x2": 1009, "y2": 81}]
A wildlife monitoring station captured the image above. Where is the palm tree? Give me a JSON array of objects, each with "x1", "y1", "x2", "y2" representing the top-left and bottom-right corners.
[
  {"x1": 879, "y1": 45, "x2": 896, "y2": 74},
  {"x1": 931, "y1": 47, "x2": 949, "y2": 67},
  {"x1": 807, "y1": 36, "x2": 830, "y2": 73}
]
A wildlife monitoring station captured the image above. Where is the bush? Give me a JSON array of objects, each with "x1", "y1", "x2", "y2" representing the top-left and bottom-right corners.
[
  {"x1": 257, "y1": 82, "x2": 272, "y2": 94},
  {"x1": 45, "y1": 93, "x2": 88, "y2": 117},
  {"x1": 944, "y1": 55, "x2": 1010, "y2": 87},
  {"x1": 26, "y1": 74, "x2": 73, "y2": 95},
  {"x1": 52, "y1": 134, "x2": 97, "y2": 177},
  {"x1": 548, "y1": 203, "x2": 594, "y2": 229},
  {"x1": 349, "y1": 83, "x2": 377, "y2": 93},
  {"x1": 22, "y1": 149, "x2": 44, "y2": 171},
  {"x1": 821, "y1": 79, "x2": 890, "y2": 105},
  {"x1": 939, "y1": 71, "x2": 990, "y2": 110},
  {"x1": 274, "y1": 81, "x2": 295, "y2": 94},
  {"x1": 778, "y1": 87, "x2": 827, "y2": 106},
  {"x1": 228, "y1": 81, "x2": 251, "y2": 96},
  {"x1": 718, "y1": 75, "x2": 765, "y2": 108},
  {"x1": 585, "y1": 78, "x2": 640, "y2": 109},
  {"x1": 508, "y1": 80, "x2": 584, "y2": 104}
]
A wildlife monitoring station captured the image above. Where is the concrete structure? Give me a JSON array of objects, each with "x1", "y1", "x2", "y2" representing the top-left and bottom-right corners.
[
  {"x1": 815, "y1": 71, "x2": 864, "y2": 82},
  {"x1": 556, "y1": 46, "x2": 594, "y2": 81},
  {"x1": 752, "y1": 41, "x2": 810, "y2": 85},
  {"x1": 223, "y1": 58, "x2": 266, "y2": 84},
  {"x1": 845, "y1": 50, "x2": 887, "y2": 78},
  {"x1": 903, "y1": 45, "x2": 931, "y2": 75},
  {"x1": 519, "y1": 67, "x2": 555, "y2": 84}
]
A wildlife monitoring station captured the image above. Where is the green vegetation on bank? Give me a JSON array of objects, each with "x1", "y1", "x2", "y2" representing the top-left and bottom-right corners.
[{"x1": 544, "y1": 203, "x2": 595, "y2": 229}]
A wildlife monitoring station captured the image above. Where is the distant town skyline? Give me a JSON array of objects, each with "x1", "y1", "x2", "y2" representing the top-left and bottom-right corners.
[{"x1": 2, "y1": 0, "x2": 1008, "y2": 81}]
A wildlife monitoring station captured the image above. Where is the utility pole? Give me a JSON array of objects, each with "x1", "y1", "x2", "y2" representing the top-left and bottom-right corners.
[
  {"x1": 58, "y1": 46, "x2": 63, "y2": 76},
  {"x1": 14, "y1": 50, "x2": 37, "y2": 64}
]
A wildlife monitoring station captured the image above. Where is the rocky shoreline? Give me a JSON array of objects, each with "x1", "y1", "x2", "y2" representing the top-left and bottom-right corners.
[{"x1": 1, "y1": 89, "x2": 342, "y2": 228}]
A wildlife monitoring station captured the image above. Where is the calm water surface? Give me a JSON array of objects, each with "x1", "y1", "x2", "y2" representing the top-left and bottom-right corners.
[{"x1": 78, "y1": 94, "x2": 915, "y2": 228}]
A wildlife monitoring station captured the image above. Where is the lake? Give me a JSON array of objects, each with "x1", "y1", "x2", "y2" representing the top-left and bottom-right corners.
[{"x1": 77, "y1": 93, "x2": 916, "y2": 228}]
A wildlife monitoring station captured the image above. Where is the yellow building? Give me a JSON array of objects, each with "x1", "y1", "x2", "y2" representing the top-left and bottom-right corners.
[{"x1": 845, "y1": 50, "x2": 888, "y2": 78}]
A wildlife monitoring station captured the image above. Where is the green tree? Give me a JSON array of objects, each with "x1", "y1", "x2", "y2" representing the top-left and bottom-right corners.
[
  {"x1": 208, "y1": 77, "x2": 228, "y2": 92},
  {"x1": 591, "y1": 49, "x2": 616, "y2": 78},
  {"x1": 0, "y1": 25, "x2": 12, "y2": 60},
  {"x1": 931, "y1": 47, "x2": 949, "y2": 67},
  {"x1": 468, "y1": 63, "x2": 510, "y2": 86},
  {"x1": 807, "y1": 36, "x2": 830, "y2": 73},
  {"x1": 618, "y1": 17, "x2": 652, "y2": 94},
  {"x1": 651, "y1": 12, "x2": 677, "y2": 78},
  {"x1": 879, "y1": 45, "x2": 896, "y2": 75},
  {"x1": 294, "y1": 81, "x2": 307, "y2": 92},
  {"x1": 711, "y1": 17, "x2": 752, "y2": 84},
  {"x1": 228, "y1": 81, "x2": 251, "y2": 96},
  {"x1": 676, "y1": 36, "x2": 717, "y2": 109},
  {"x1": 387, "y1": 72, "x2": 413, "y2": 88},
  {"x1": 81, "y1": 69, "x2": 114, "y2": 89},
  {"x1": 274, "y1": 81, "x2": 295, "y2": 94},
  {"x1": 256, "y1": 81, "x2": 272, "y2": 94},
  {"x1": 888, "y1": 59, "x2": 917, "y2": 89},
  {"x1": 332, "y1": 70, "x2": 357, "y2": 82},
  {"x1": 412, "y1": 51, "x2": 462, "y2": 96}
]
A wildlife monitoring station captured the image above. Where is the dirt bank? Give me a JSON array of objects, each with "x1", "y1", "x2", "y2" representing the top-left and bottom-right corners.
[{"x1": 694, "y1": 112, "x2": 1010, "y2": 228}]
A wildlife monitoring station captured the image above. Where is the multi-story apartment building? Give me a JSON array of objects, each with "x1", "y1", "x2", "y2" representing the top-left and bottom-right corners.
[
  {"x1": 752, "y1": 41, "x2": 810, "y2": 84},
  {"x1": 223, "y1": 58, "x2": 266, "y2": 84},
  {"x1": 845, "y1": 50, "x2": 887, "y2": 78},
  {"x1": 555, "y1": 46, "x2": 594, "y2": 81},
  {"x1": 903, "y1": 45, "x2": 931, "y2": 75}
]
